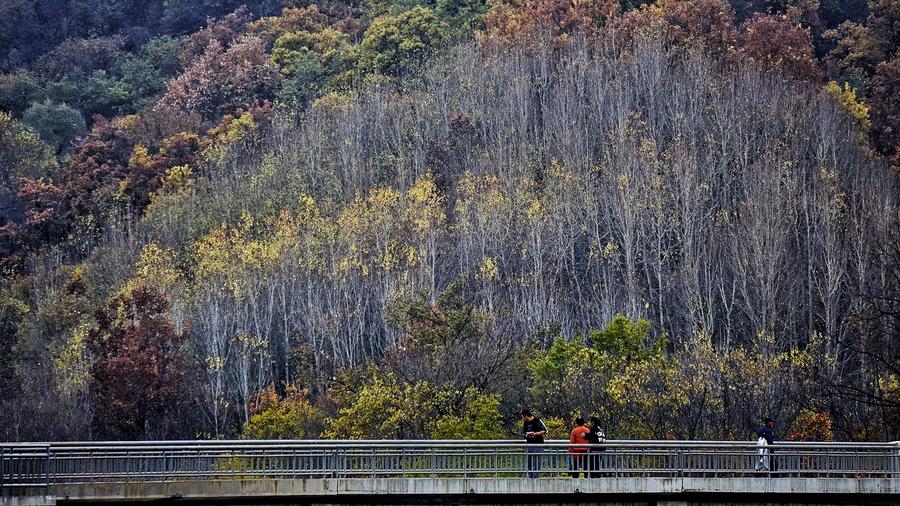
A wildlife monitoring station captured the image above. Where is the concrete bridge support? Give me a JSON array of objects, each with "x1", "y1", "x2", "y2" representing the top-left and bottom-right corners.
[{"x1": 4, "y1": 477, "x2": 898, "y2": 504}]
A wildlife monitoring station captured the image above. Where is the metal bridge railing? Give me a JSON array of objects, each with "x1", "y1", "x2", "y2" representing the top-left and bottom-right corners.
[{"x1": 2, "y1": 440, "x2": 898, "y2": 489}]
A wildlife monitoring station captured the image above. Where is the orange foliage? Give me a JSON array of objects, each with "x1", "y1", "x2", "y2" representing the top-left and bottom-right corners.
[
  {"x1": 787, "y1": 410, "x2": 835, "y2": 441},
  {"x1": 250, "y1": 384, "x2": 312, "y2": 416}
]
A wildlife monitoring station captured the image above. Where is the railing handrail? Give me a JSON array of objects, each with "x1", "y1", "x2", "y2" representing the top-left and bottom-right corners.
[
  {"x1": 3, "y1": 439, "x2": 898, "y2": 489},
  {"x1": 0, "y1": 439, "x2": 900, "y2": 458},
  {"x1": 3, "y1": 439, "x2": 898, "y2": 450}
]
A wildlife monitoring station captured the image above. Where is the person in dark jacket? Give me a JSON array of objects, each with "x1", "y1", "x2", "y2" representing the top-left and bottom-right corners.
[
  {"x1": 755, "y1": 417, "x2": 776, "y2": 472},
  {"x1": 585, "y1": 416, "x2": 605, "y2": 477},
  {"x1": 521, "y1": 409, "x2": 547, "y2": 478}
]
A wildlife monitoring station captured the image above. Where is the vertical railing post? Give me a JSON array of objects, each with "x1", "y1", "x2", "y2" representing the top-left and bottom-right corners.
[
  {"x1": 641, "y1": 447, "x2": 646, "y2": 478},
  {"x1": 494, "y1": 446, "x2": 499, "y2": 478},
  {"x1": 44, "y1": 448, "x2": 51, "y2": 494},
  {"x1": 713, "y1": 447, "x2": 718, "y2": 478},
  {"x1": 894, "y1": 446, "x2": 899, "y2": 478},
  {"x1": 371, "y1": 448, "x2": 376, "y2": 480},
  {"x1": 328, "y1": 448, "x2": 334, "y2": 479},
  {"x1": 431, "y1": 447, "x2": 436, "y2": 479},
  {"x1": 463, "y1": 446, "x2": 469, "y2": 478},
  {"x1": 1, "y1": 446, "x2": 5, "y2": 490},
  {"x1": 676, "y1": 447, "x2": 683, "y2": 477}
]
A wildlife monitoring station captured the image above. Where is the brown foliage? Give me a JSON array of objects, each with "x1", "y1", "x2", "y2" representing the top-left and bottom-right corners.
[
  {"x1": 180, "y1": 7, "x2": 251, "y2": 66},
  {"x1": 11, "y1": 120, "x2": 200, "y2": 257},
  {"x1": 482, "y1": 0, "x2": 619, "y2": 44},
  {"x1": 88, "y1": 285, "x2": 190, "y2": 439},
  {"x1": 16, "y1": 176, "x2": 67, "y2": 249},
  {"x1": 13, "y1": 133, "x2": 129, "y2": 254},
  {"x1": 126, "y1": 132, "x2": 202, "y2": 212},
  {"x1": 157, "y1": 35, "x2": 282, "y2": 121},
  {"x1": 613, "y1": 1, "x2": 821, "y2": 82},
  {"x1": 247, "y1": 5, "x2": 329, "y2": 48},
  {"x1": 824, "y1": 0, "x2": 900, "y2": 85},
  {"x1": 870, "y1": 56, "x2": 900, "y2": 157},
  {"x1": 657, "y1": 0, "x2": 736, "y2": 50},
  {"x1": 33, "y1": 36, "x2": 127, "y2": 81},
  {"x1": 426, "y1": 112, "x2": 481, "y2": 195},
  {"x1": 737, "y1": 8, "x2": 822, "y2": 82}
]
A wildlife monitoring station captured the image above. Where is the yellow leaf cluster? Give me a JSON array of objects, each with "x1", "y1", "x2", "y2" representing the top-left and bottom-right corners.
[{"x1": 823, "y1": 81, "x2": 871, "y2": 144}]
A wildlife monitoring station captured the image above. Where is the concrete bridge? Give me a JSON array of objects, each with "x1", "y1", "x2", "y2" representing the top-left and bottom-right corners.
[{"x1": 2, "y1": 440, "x2": 898, "y2": 504}]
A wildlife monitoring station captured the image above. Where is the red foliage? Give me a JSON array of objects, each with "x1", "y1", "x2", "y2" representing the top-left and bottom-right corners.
[
  {"x1": 612, "y1": 1, "x2": 821, "y2": 83},
  {"x1": 180, "y1": 7, "x2": 251, "y2": 66},
  {"x1": 658, "y1": 0, "x2": 736, "y2": 51},
  {"x1": 88, "y1": 285, "x2": 190, "y2": 439},
  {"x1": 11, "y1": 120, "x2": 202, "y2": 259},
  {"x1": 482, "y1": 0, "x2": 619, "y2": 44},
  {"x1": 16, "y1": 177, "x2": 68, "y2": 250},
  {"x1": 157, "y1": 35, "x2": 282, "y2": 121},
  {"x1": 737, "y1": 8, "x2": 822, "y2": 82},
  {"x1": 12, "y1": 134, "x2": 128, "y2": 255}
]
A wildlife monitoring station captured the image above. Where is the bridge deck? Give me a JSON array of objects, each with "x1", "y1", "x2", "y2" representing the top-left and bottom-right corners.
[{"x1": 2, "y1": 440, "x2": 898, "y2": 503}]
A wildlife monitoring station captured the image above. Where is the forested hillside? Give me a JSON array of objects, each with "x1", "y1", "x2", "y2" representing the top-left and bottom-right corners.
[{"x1": 0, "y1": 0, "x2": 897, "y2": 442}]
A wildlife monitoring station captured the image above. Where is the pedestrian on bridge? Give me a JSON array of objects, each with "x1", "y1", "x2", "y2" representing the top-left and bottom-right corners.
[
  {"x1": 585, "y1": 416, "x2": 606, "y2": 477},
  {"x1": 568, "y1": 416, "x2": 590, "y2": 477},
  {"x1": 755, "y1": 417, "x2": 777, "y2": 472},
  {"x1": 521, "y1": 409, "x2": 547, "y2": 478}
]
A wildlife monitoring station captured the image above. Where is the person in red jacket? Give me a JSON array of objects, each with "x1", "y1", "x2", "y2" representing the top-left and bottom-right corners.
[{"x1": 568, "y1": 416, "x2": 590, "y2": 477}]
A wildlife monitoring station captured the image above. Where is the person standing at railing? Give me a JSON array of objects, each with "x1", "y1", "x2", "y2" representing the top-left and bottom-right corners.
[
  {"x1": 521, "y1": 409, "x2": 547, "y2": 478},
  {"x1": 755, "y1": 417, "x2": 777, "y2": 472},
  {"x1": 585, "y1": 416, "x2": 606, "y2": 477},
  {"x1": 568, "y1": 416, "x2": 591, "y2": 477}
]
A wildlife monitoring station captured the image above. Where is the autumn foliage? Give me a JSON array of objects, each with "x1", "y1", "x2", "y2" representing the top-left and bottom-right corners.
[
  {"x1": 157, "y1": 35, "x2": 281, "y2": 120},
  {"x1": 738, "y1": 8, "x2": 822, "y2": 81},
  {"x1": 482, "y1": 0, "x2": 619, "y2": 43},
  {"x1": 88, "y1": 285, "x2": 190, "y2": 439},
  {"x1": 788, "y1": 410, "x2": 836, "y2": 441}
]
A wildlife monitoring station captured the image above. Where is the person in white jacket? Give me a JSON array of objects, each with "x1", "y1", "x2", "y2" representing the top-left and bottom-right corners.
[{"x1": 755, "y1": 417, "x2": 776, "y2": 472}]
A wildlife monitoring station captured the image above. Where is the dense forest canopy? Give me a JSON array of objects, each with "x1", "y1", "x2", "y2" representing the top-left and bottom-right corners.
[{"x1": 0, "y1": 0, "x2": 897, "y2": 442}]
